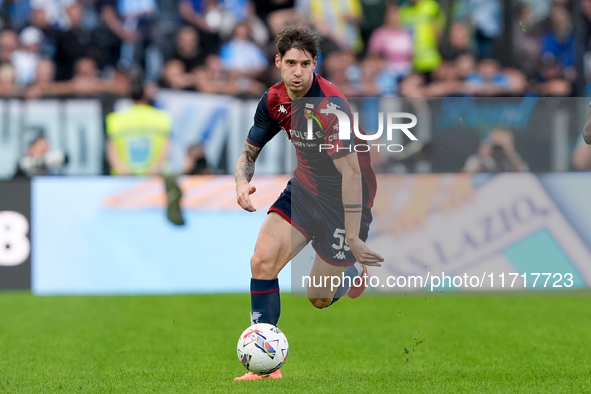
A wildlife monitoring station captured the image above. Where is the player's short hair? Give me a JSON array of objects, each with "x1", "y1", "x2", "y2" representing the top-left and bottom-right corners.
[{"x1": 275, "y1": 25, "x2": 319, "y2": 60}]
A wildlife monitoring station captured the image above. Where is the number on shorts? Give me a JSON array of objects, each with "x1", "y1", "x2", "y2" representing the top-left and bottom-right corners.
[{"x1": 331, "y1": 228, "x2": 350, "y2": 251}]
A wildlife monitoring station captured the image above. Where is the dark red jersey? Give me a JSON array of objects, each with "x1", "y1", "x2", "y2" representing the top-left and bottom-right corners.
[{"x1": 246, "y1": 73, "x2": 377, "y2": 208}]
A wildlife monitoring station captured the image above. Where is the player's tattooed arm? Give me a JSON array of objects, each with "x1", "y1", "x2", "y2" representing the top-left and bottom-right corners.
[
  {"x1": 235, "y1": 142, "x2": 261, "y2": 184},
  {"x1": 234, "y1": 142, "x2": 262, "y2": 212}
]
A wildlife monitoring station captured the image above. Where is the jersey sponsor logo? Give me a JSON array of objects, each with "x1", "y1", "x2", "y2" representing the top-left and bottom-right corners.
[{"x1": 278, "y1": 105, "x2": 287, "y2": 114}]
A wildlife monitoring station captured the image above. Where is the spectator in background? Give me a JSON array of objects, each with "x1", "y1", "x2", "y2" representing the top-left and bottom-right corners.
[
  {"x1": 96, "y1": 0, "x2": 164, "y2": 80},
  {"x1": 582, "y1": 0, "x2": 591, "y2": 93},
  {"x1": 194, "y1": 54, "x2": 233, "y2": 93},
  {"x1": 179, "y1": 0, "x2": 213, "y2": 32},
  {"x1": 463, "y1": 127, "x2": 529, "y2": 173},
  {"x1": 253, "y1": 0, "x2": 295, "y2": 36},
  {"x1": 583, "y1": 0, "x2": 591, "y2": 48},
  {"x1": 467, "y1": 0, "x2": 502, "y2": 59},
  {"x1": 513, "y1": 1, "x2": 542, "y2": 79},
  {"x1": 0, "y1": 0, "x2": 32, "y2": 32},
  {"x1": 359, "y1": 0, "x2": 386, "y2": 50},
  {"x1": 24, "y1": 57, "x2": 56, "y2": 99},
  {"x1": 0, "y1": 63, "x2": 18, "y2": 96},
  {"x1": 55, "y1": 1, "x2": 98, "y2": 81},
  {"x1": 12, "y1": 27, "x2": 44, "y2": 86},
  {"x1": 424, "y1": 60, "x2": 463, "y2": 96},
  {"x1": 184, "y1": 143, "x2": 212, "y2": 174},
  {"x1": 30, "y1": 0, "x2": 76, "y2": 58},
  {"x1": 398, "y1": 72, "x2": 427, "y2": 97},
  {"x1": 465, "y1": 58, "x2": 514, "y2": 96},
  {"x1": 192, "y1": 0, "x2": 241, "y2": 41},
  {"x1": 540, "y1": 5, "x2": 575, "y2": 82},
  {"x1": 399, "y1": 0, "x2": 445, "y2": 75},
  {"x1": 30, "y1": 0, "x2": 75, "y2": 31},
  {"x1": 219, "y1": 22, "x2": 267, "y2": 78},
  {"x1": 535, "y1": 53, "x2": 572, "y2": 96},
  {"x1": 106, "y1": 82, "x2": 172, "y2": 175},
  {"x1": 519, "y1": 0, "x2": 551, "y2": 26},
  {"x1": 158, "y1": 26, "x2": 207, "y2": 90},
  {"x1": 159, "y1": 59, "x2": 194, "y2": 90},
  {"x1": 502, "y1": 66, "x2": 527, "y2": 96},
  {"x1": 178, "y1": 0, "x2": 221, "y2": 55},
  {"x1": 14, "y1": 134, "x2": 67, "y2": 177},
  {"x1": 357, "y1": 53, "x2": 396, "y2": 96},
  {"x1": 309, "y1": 0, "x2": 364, "y2": 53},
  {"x1": 440, "y1": 22, "x2": 473, "y2": 61},
  {"x1": 321, "y1": 50, "x2": 357, "y2": 96},
  {"x1": 0, "y1": 30, "x2": 19, "y2": 65},
  {"x1": 368, "y1": 3, "x2": 413, "y2": 78},
  {"x1": 170, "y1": 26, "x2": 207, "y2": 73},
  {"x1": 241, "y1": 1, "x2": 271, "y2": 48},
  {"x1": 68, "y1": 56, "x2": 130, "y2": 96},
  {"x1": 194, "y1": 54, "x2": 264, "y2": 96},
  {"x1": 68, "y1": 57, "x2": 104, "y2": 95},
  {"x1": 455, "y1": 53, "x2": 476, "y2": 81}
]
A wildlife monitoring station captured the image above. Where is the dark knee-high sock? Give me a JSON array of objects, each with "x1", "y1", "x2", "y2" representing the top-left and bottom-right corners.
[
  {"x1": 250, "y1": 278, "x2": 281, "y2": 326},
  {"x1": 329, "y1": 265, "x2": 358, "y2": 306}
]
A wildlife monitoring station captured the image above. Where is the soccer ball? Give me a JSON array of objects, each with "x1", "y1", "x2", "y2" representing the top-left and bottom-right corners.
[{"x1": 236, "y1": 323, "x2": 289, "y2": 375}]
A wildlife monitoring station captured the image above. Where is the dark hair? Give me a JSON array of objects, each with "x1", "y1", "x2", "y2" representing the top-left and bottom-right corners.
[
  {"x1": 130, "y1": 82, "x2": 145, "y2": 101},
  {"x1": 275, "y1": 25, "x2": 320, "y2": 60}
]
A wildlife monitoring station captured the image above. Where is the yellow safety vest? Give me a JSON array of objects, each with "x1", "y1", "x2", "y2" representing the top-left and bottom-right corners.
[
  {"x1": 106, "y1": 104, "x2": 172, "y2": 175},
  {"x1": 400, "y1": 0, "x2": 445, "y2": 72}
]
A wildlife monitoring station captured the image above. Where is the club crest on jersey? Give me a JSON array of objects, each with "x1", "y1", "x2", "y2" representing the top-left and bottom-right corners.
[{"x1": 304, "y1": 102, "x2": 315, "y2": 120}]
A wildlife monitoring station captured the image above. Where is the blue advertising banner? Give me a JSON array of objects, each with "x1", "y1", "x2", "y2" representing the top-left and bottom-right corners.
[
  {"x1": 32, "y1": 174, "x2": 591, "y2": 295},
  {"x1": 31, "y1": 176, "x2": 291, "y2": 295},
  {"x1": 362, "y1": 173, "x2": 591, "y2": 293}
]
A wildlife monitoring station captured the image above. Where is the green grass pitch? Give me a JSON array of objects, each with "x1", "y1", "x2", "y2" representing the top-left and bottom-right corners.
[{"x1": 1, "y1": 291, "x2": 590, "y2": 393}]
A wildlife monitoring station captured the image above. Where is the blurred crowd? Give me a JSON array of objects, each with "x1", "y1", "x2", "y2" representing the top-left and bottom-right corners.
[{"x1": 0, "y1": 0, "x2": 587, "y2": 99}]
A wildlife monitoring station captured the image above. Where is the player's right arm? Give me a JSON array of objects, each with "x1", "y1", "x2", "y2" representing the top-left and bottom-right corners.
[
  {"x1": 234, "y1": 91, "x2": 281, "y2": 212},
  {"x1": 234, "y1": 142, "x2": 261, "y2": 212}
]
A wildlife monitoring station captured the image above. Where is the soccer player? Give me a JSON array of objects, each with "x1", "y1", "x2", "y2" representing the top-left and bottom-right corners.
[{"x1": 234, "y1": 26, "x2": 384, "y2": 381}]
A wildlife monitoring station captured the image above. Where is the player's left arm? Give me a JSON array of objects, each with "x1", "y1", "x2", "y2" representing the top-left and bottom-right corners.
[{"x1": 333, "y1": 153, "x2": 384, "y2": 266}]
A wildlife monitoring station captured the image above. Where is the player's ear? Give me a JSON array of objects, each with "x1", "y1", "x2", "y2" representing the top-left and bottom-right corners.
[{"x1": 275, "y1": 54, "x2": 281, "y2": 69}]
